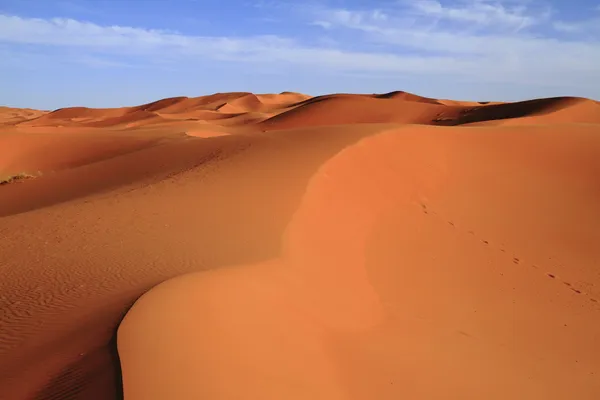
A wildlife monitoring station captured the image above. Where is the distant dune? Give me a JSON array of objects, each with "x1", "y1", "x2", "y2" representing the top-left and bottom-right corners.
[
  {"x1": 1, "y1": 91, "x2": 599, "y2": 400},
  {"x1": 15, "y1": 92, "x2": 312, "y2": 130},
  {"x1": 9, "y1": 91, "x2": 599, "y2": 131},
  {"x1": 0, "y1": 106, "x2": 48, "y2": 125}
]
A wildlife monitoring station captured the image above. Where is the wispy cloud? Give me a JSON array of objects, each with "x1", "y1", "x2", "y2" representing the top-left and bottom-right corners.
[
  {"x1": 0, "y1": 14, "x2": 297, "y2": 61},
  {"x1": 408, "y1": 0, "x2": 543, "y2": 31},
  {"x1": 553, "y1": 17, "x2": 600, "y2": 34},
  {"x1": 73, "y1": 55, "x2": 139, "y2": 69},
  {"x1": 305, "y1": 1, "x2": 599, "y2": 85},
  {"x1": 0, "y1": 0, "x2": 599, "y2": 94},
  {"x1": 0, "y1": 13, "x2": 482, "y2": 74}
]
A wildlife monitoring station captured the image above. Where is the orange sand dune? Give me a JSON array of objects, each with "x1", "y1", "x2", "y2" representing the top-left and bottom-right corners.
[
  {"x1": 13, "y1": 92, "x2": 599, "y2": 131},
  {"x1": 119, "y1": 125, "x2": 600, "y2": 400},
  {"x1": 259, "y1": 94, "x2": 452, "y2": 129},
  {"x1": 463, "y1": 97, "x2": 600, "y2": 126},
  {"x1": 1, "y1": 90, "x2": 599, "y2": 400},
  {"x1": 443, "y1": 97, "x2": 600, "y2": 126},
  {"x1": 373, "y1": 90, "x2": 442, "y2": 104},
  {"x1": 262, "y1": 94, "x2": 600, "y2": 130},
  {"x1": 16, "y1": 92, "x2": 309, "y2": 129},
  {"x1": 437, "y1": 99, "x2": 505, "y2": 107},
  {"x1": 0, "y1": 107, "x2": 48, "y2": 125},
  {"x1": 256, "y1": 91, "x2": 310, "y2": 106},
  {"x1": 0, "y1": 129, "x2": 161, "y2": 177}
]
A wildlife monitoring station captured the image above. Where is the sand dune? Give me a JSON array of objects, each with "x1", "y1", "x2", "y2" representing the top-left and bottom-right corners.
[
  {"x1": 13, "y1": 92, "x2": 599, "y2": 131},
  {"x1": 440, "y1": 97, "x2": 600, "y2": 126},
  {"x1": 15, "y1": 92, "x2": 308, "y2": 130},
  {"x1": 1, "y1": 91, "x2": 599, "y2": 400},
  {"x1": 259, "y1": 94, "x2": 450, "y2": 129},
  {"x1": 256, "y1": 91, "x2": 310, "y2": 106},
  {"x1": 0, "y1": 129, "x2": 161, "y2": 177},
  {"x1": 119, "y1": 124, "x2": 600, "y2": 399},
  {"x1": 373, "y1": 90, "x2": 442, "y2": 103},
  {"x1": 0, "y1": 107, "x2": 48, "y2": 125}
]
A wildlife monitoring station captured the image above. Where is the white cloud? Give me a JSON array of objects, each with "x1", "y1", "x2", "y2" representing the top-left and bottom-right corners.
[
  {"x1": 311, "y1": 20, "x2": 333, "y2": 29},
  {"x1": 553, "y1": 18, "x2": 600, "y2": 34},
  {"x1": 553, "y1": 21, "x2": 581, "y2": 33},
  {"x1": 0, "y1": 14, "x2": 472, "y2": 74},
  {"x1": 307, "y1": 3, "x2": 600, "y2": 80},
  {"x1": 409, "y1": 0, "x2": 541, "y2": 31},
  {"x1": 73, "y1": 55, "x2": 139, "y2": 69},
  {"x1": 0, "y1": 14, "x2": 310, "y2": 64},
  {"x1": 0, "y1": 4, "x2": 599, "y2": 94}
]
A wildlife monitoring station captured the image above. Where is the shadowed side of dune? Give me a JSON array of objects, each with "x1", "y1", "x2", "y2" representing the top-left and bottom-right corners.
[{"x1": 435, "y1": 96, "x2": 600, "y2": 125}]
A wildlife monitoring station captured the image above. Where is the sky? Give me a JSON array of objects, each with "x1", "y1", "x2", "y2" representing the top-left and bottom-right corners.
[{"x1": 0, "y1": 0, "x2": 599, "y2": 109}]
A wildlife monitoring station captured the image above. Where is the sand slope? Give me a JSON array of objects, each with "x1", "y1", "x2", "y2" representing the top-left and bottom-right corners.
[
  {"x1": 118, "y1": 124, "x2": 600, "y2": 400},
  {"x1": 1, "y1": 91, "x2": 599, "y2": 400}
]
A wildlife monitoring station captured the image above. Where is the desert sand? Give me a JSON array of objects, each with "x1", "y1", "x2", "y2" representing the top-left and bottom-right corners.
[{"x1": 1, "y1": 91, "x2": 599, "y2": 399}]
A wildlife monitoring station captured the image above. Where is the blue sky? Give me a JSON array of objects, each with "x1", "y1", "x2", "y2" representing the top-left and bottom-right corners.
[{"x1": 1, "y1": 0, "x2": 599, "y2": 109}]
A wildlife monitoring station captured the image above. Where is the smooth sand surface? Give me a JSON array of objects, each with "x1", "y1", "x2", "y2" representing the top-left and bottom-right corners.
[{"x1": 1, "y1": 91, "x2": 599, "y2": 399}]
